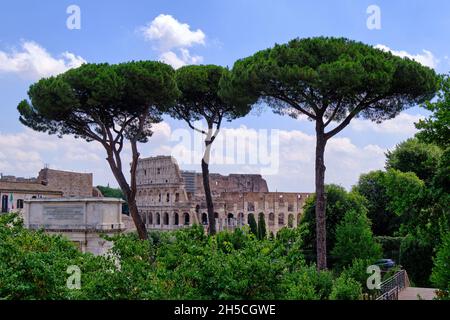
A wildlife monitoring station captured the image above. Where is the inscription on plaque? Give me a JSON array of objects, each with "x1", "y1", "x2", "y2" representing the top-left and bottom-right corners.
[{"x1": 43, "y1": 206, "x2": 84, "y2": 226}]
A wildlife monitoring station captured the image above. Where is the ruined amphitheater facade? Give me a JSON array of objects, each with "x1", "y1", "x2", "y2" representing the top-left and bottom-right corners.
[{"x1": 136, "y1": 156, "x2": 312, "y2": 234}]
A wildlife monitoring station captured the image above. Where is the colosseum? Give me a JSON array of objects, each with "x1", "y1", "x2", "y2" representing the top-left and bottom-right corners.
[{"x1": 136, "y1": 156, "x2": 312, "y2": 234}]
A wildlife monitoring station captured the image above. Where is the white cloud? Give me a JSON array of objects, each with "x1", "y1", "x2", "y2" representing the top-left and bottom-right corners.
[
  {"x1": 141, "y1": 14, "x2": 205, "y2": 51},
  {"x1": 0, "y1": 41, "x2": 86, "y2": 80},
  {"x1": 350, "y1": 113, "x2": 424, "y2": 135},
  {"x1": 375, "y1": 44, "x2": 438, "y2": 69},
  {"x1": 270, "y1": 130, "x2": 386, "y2": 191},
  {"x1": 140, "y1": 14, "x2": 206, "y2": 69},
  {"x1": 159, "y1": 49, "x2": 203, "y2": 69}
]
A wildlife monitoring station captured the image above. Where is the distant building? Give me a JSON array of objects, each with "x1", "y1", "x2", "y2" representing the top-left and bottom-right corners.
[
  {"x1": 0, "y1": 168, "x2": 102, "y2": 214},
  {"x1": 135, "y1": 156, "x2": 312, "y2": 234}
]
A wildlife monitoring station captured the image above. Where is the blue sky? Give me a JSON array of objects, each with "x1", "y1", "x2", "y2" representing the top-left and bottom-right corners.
[{"x1": 0, "y1": 1, "x2": 448, "y2": 191}]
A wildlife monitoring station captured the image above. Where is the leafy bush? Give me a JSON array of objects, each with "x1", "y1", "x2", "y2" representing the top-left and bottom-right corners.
[
  {"x1": 376, "y1": 236, "x2": 403, "y2": 263},
  {"x1": 331, "y1": 210, "x2": 382, "y2": 271},
  {"x1": 431, "y1": 232, "x2": 450, "y2": 299},
  {"x1": 301, "y1": 184, "x2": 368, "y2": 262},
  {"x1": 329, "y1": 274, "x2": 362, "y2": 300},
  {"x1": 399, "y1": 235, "x2": 434, "y2": 287}
]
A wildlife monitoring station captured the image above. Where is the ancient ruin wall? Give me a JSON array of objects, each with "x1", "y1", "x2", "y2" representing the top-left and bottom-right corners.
[{"x1": 38, "y1": 168, "x2": 93, "y2": 198}]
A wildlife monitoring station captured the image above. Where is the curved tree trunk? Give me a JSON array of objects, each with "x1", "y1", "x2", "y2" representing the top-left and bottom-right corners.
[
  {"x1": 127, "y1": 197, "x2": 148, "y2": 240},
  {"x1": 105, "y1": 147, "x2": 148, "y2": 241},
  {"x1": 315, "y1": 122, "x2": 328, "y2": 270}
]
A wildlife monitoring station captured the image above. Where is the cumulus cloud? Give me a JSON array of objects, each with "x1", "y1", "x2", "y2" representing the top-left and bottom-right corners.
[
  {"x1": 270, "y1": 130, "x2": 386, "y2": 191},
  {"x1": 159, "y1": 49, "x2": 203, "y2": 69},
  {"x1": 0, "y1": 41, "x2": 86, "y2": 79},
  {"x1": 350, "y1": 113, "x2": 424, "y2": 135},
  {"x1": 141, "y1": 14, "x2": 205, "y2": 50},
  {"x1": 374, "y1": 44, "x2": 438, "y2": 69},
  {"x1": 140, "y1": 14, "x2": 206, "y2": 69}
]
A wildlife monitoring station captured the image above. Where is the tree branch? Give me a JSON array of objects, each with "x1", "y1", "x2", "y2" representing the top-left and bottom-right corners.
[
  {"x1": 271, "y1": 93, "x2": 317, "y2": 120},
  {"x1": 324, "y1": 99, "x2": 343, "y2": 128}
]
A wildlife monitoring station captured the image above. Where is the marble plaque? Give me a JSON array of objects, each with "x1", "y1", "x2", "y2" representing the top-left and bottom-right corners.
[{"x1": 43, "y1": 206, "x2": 85, "y2": 226}]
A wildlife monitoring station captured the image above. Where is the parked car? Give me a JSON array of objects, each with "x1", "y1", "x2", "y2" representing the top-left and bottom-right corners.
[{"x1": 375, "y1": 259, "x2": 396, "y2": 271}]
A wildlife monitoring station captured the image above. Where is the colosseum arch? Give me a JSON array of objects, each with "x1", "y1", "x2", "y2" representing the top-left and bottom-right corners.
[
  {"x1": 238, "y1": 212, "x2": 244, "y2": 226},
  {"x1": 227, "y1": 213, "x2": 235, "y2": 226},
  {"x1": 278, "y1": 213, "x2": 285, "y2": 226},
  {"x1": 149, "y1": 212, "x2": 153, "y2": 225},
  {"x1": 201, "y1": 213, "x2": 208, "y2": 225},
  {"x1": 184, "y1": 212, "x2": 190, "y2": 226},
  {"x1": 269, "y1": 212, "x2": 275, "y2": 226},
  {"x1": 156, "y1": 213, "x2": 161, "y2": 225},
  {"x1": 163, "y1": 212, "x2": 169, "y2": 225},
  {"x1": 174, "y1": 212, "x2": 179, "y2": 226}
]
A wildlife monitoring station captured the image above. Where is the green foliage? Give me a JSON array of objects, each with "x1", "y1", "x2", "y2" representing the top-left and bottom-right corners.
[
  {"x1": 375, "y1": 236, "x2": 403, "y2": 262},
  {"x1": 0, "y1": 213, "x2": 96, "y2": 299},
  {"x1": 280, "y1": 266, "x2": 334, "y2": 300},
  {"x1": 97, "y1": 185, "x2": 129, "y2": 214},
  {"x1": 339, "y1": 259, "x2": 376, "y2": 294},
  {"x1": 248, "y1": 213, "x2": 258, "y2": 237},
  {"x1": 257, "y1": 213, "x2": 267, "y2": 240},
  {"x1": 97, "y1": 185, "x2": 124, "y2": 199},
  {"x1": 383, "y1": 169, "x2": 425, "y2": 220},
  {"x1": 353, "y1": 171, "x2": 401, "y2": 236},
  {"x1": 0, "y1": 214, "x2": 368, "y2": 300},
  {"x1": 354, "y1": 169, "x2": 426, "y2": 237},
  {"x1": 385, "y1": 138, "x2": 443, "y2": 184},
  {"x1": 433, "y1": 147, "x2": 450, "y2": 193},
  {"x1": 18, "y1": 61, "x2": 179, "y2": 142},
  {"x1": 399, "y1": 235, "x2": 435, "y2": 287},
  {"x1": 172, "y1": 65, "x2": 251, "y2": 123},
  {"x1": 331, "y1": 209, "x2": 382, "y2": 270},
  {"x1": 329, "y1": 274, "x2": 362, "y2": 300},
  {"x1": 431, "y1": 232, "x2": 450, "y2": 299},
  {"x1": 301, "y1": 184, "x2": 368, "y2": 260},
  {"x1": 416, "y1": 74, "x2": 450, "y2": 148}
]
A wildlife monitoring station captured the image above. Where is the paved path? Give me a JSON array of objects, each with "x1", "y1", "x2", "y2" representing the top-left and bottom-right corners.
[{"x1": 398, "y1": 288, "x2": 437, "y2": 300}]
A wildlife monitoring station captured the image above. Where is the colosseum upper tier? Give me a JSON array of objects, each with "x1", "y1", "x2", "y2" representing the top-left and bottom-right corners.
[{"x1": 136, "y1": 156, "x2": 312, "y2": 234}]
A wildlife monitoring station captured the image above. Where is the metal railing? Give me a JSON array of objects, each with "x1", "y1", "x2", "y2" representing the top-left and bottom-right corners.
[{"x1": 376, "y1": 270, "x2": 410, "y2": 300}]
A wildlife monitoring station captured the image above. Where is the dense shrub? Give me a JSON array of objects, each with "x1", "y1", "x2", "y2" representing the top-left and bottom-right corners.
[
  {"x1": 376, "y1": 236, "x2": 403, "y2": 263},
  {"x1": 329, "y1": 274, "x2": 362, "y2": 300},
  {"x1": 431, "y1": 232, "x2": 450, "y2": 299},
  {"x1": 301, "y1": 184, "x2": 368, "y2": 263},
  {"x1": 331, "y1": 210, "x2": 382, "y2": 271},
  {"x1": 399, "y1": 235, "x2": 435, "y2": 287}
]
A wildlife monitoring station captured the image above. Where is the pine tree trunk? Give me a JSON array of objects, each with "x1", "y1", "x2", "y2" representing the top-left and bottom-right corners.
[
  {"x1": 315, "y1": 122, "x2": 328, "y2": 270},
  {"x1": 202, "y1": 158, "x2": 216, "y2": 235}
]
